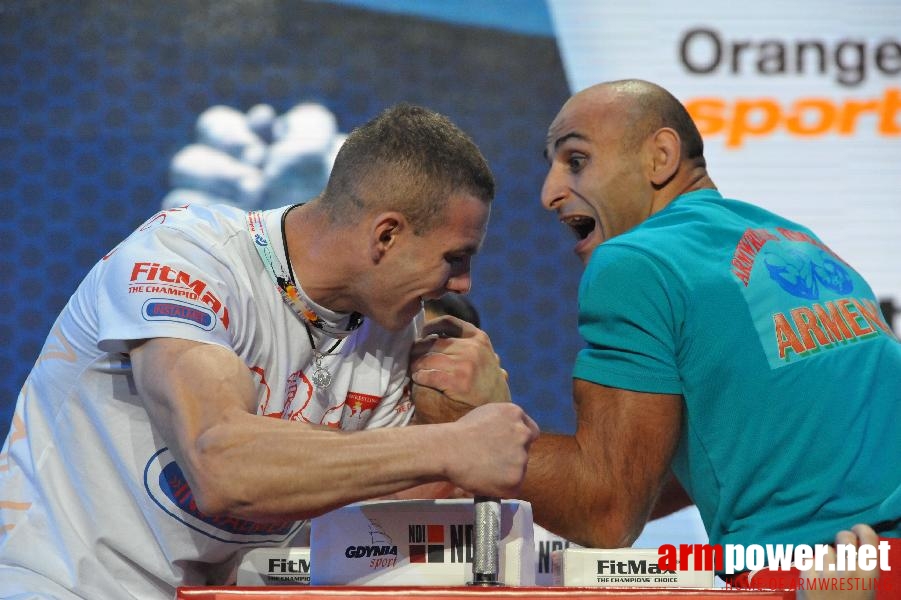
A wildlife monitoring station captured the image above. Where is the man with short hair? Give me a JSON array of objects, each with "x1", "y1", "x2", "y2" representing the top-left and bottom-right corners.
[{"x1": 0, "y1": 103, "x2": 538, "y2": 599}]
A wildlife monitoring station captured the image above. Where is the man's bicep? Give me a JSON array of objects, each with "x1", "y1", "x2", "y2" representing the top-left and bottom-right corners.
[
  {"x1": 574, "y1": 379, "x2": 682, "y2": 473},
  {"x1": 129, "y1": 337, "x2": 258, "y2": 455}
]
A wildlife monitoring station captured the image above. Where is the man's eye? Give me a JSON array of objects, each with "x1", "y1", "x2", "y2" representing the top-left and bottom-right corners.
[{"x1": 567, "y1": 155, "x2": 585, "y2": 170}]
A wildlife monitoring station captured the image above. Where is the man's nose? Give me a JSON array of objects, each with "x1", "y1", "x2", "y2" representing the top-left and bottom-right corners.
[
  {"x1": 540, "y1": 165, "x2": 566, "y2": 211},
  {"x1": 446, "y1": 271, "x2": 472, "y2": 295}
]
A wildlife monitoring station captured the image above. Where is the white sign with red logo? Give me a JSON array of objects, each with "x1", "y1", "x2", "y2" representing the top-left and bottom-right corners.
[{"x1": 309, "y1": 499, "x2": 535, "y2": 586}]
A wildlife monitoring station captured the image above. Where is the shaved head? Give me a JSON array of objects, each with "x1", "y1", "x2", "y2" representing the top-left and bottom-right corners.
[
  {"x1": 576, "y1": 79, "x2": 705, "y2": 166},
  {"x1": 541, "y1": 78, "x2": 715, "y2": 261}
]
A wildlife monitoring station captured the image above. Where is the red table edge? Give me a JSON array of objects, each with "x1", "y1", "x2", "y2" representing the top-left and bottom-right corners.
[{"x1": 176, "y1": 585, "x2": 795, "y2": 599}]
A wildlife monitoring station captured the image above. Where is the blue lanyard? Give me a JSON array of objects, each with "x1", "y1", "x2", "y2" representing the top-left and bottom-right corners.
[{"x1": 247, "y1": 209, "x2": 363, "y2": 338}]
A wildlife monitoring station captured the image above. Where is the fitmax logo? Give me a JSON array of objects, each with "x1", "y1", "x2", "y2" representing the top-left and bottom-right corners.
[
  {"x1": 597, "y1": 560, "x2": 676, "y2": 575},
  {"x1": 268, "y1": 558, "x2": 310, "y2": 574}
]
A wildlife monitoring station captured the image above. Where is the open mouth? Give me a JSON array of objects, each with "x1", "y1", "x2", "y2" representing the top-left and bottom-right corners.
[{"x1": 560, "y1": 215, "x2": 596, "y2": 241}]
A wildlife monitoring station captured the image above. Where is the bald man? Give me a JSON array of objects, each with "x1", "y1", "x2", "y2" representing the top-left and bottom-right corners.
[{"x1": 412, "y1": 80, "x2": 900, "y2": 592}]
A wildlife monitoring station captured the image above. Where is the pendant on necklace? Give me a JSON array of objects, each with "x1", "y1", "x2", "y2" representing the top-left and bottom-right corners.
[{"x1": 311, "y1": 353, "x2": 332, "y2": 389}]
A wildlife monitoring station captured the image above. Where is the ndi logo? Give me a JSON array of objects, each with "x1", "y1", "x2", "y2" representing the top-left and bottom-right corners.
[
  {"x1": 409, "y1": 523, "x2": 475, "y2": 564},
  {"x1": 409, "y1": 524, "x2": 445, "y2": 563}
]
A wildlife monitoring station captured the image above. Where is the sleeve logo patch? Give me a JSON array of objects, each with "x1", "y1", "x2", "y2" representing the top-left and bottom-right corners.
[{"x1": 142, "y1": 298, "x2": 216, "y2": 331}]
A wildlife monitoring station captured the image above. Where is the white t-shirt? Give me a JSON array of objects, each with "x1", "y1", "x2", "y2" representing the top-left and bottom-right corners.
[{"x1": 0, "y1": 204, "x2": 417, "y2": 599}]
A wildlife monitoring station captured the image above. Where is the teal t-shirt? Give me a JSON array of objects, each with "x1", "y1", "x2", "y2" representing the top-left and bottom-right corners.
[{"x1": 573, "y1": 188, "x2": 901, "y2": 548}]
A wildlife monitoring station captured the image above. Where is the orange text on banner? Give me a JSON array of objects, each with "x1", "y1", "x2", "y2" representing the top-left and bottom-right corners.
[{"x1": 686, "y1": 88, "x2": 901, "y2": 148}]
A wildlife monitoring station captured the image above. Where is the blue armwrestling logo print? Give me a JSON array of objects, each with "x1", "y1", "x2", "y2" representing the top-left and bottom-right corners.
[
  {"x1": 732, "y1": 226, "x2": 896, "y2": 368},
  {"x1": 762, "y1": 246, "x2": 854, "y2": 300},
  {"x1": 144, "y1": 448, "x2": 302, "y2": 544}
]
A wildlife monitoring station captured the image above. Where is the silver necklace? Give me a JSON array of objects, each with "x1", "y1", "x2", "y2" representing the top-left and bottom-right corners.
[{"x1": 303, "y1": 322, "x2": 341, "y2": 389}]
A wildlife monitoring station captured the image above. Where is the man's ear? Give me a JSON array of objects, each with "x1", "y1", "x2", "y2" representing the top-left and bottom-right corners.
[
  {"x1": 648, "y1": 127, "x2": 681, "y2": 187},
  {"x1": 369, "y1": 211, "x2": 406, "y2": 263}
]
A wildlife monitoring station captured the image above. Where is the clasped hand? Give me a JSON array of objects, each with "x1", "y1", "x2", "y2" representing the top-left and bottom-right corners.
[{"x1": 410, "y1": 315, "x2": 511, "y2": 424}]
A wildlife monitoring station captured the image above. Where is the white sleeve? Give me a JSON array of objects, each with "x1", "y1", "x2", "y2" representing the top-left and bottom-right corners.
[{"x1": 95, "y1": 221, "x2": 237, "y2": 354}]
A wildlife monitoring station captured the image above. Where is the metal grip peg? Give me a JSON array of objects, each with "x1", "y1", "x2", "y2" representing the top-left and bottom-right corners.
[{"x1": 469, "y1": 496, "x2": 502, "y2": 586}]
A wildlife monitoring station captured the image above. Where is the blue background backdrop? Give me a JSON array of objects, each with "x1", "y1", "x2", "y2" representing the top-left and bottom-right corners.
[{"x1": 0, "y1": 0, "x2": 584, "y2": 442}]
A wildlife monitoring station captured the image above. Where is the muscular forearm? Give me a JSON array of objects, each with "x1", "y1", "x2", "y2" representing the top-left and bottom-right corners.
[
  {"x1": 191, "y1": 409, "x2": 535, "y2": 521},
  {"x1": 519, "y1": 381, "x2": 683, "y2": 549},
  {"x1": 188, "y1": 414, "x2": 459, "y2": 521},
  {"x1": 410, "y1": 325, "x2": 686, "y2": 548},
  {"x1": 520, "y1": 432, "x2": 654, "y2": 548},
  {"x1": 131, "y1": 337, "x2": 537, "y2": 523},
  {"x1": 133, "y1": 338, "x2": 443, "y2": 520}
]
